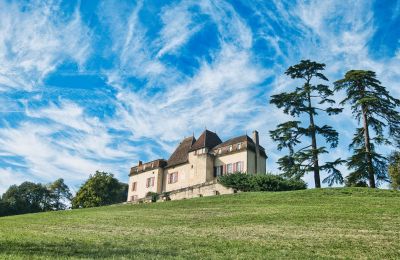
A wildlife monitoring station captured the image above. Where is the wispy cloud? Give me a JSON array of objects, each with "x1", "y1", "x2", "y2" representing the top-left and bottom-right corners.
[{"x1": 0, "y1": 1, "x2": 91, "y2": 92}]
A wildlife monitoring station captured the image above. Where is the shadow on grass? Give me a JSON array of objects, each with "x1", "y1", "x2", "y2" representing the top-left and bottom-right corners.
[{"x1": 0, "y1": 240, "x2": 178, "y2": 259}]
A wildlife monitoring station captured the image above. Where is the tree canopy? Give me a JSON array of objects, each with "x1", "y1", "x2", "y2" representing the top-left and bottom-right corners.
[
  {"x1": 0, "y1": 178, "x2": 72, "y2": 217},
  {"x1": 270, "y1": 60, "x2": 344, "y2": 188},
  {"x1": 388, "y1": 151, "x2": 400, "y2": 190},
  {"x1": 71, "y1": 171, "x2": 128, "y2": 209},
  {"x1": 334, "y1": 70, "x2": 400, "y2": 188}
]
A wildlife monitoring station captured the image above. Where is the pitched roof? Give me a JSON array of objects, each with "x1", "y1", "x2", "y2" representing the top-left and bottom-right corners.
[
  {"x1": 213, "y1": 135, "x2": 252, "y2": 149},
  {"x1": 190, "y1": 130, "x2": 222, "y2": 151},
  {"x1": 167, "y1": 136, "x2": 196, "y2": 167},
  {"x1": 213, "y1": 134, "x2": 267, "y2": 156}
]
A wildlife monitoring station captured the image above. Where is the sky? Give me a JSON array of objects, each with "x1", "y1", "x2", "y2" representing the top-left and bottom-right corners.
[{"x1": 0, "y1": 0, "x2": 399, "y2": 194}]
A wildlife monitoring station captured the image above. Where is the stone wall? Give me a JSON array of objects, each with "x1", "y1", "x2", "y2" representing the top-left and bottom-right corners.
[{"x1": 167, "y1": 180, "x2": 235, "y2": 201}]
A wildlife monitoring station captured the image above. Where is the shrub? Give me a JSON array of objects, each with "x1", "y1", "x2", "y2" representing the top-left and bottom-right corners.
[
  {"x1": 146, "y1": 192, "x2": 159, "y2": 202},
  {"x1": 218, "y1": 173, "x2": 307, "y2": 192}
]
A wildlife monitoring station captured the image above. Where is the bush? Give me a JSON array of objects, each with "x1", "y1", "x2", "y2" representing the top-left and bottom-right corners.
[
  {"x1": 146, "y1": 192, "x2": 159, "y2": 202},
  {"x1": 218, "y1": 173, "x2": 307, "y2": 192}
]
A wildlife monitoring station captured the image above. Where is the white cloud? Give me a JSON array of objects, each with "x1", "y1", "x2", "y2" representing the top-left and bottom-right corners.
[
  {"x1": 0, "y1": 1, "x2": 91, "y2": 92},
  {"x1": 156, "y1": 2, "x2": 203, "y2": 57}
]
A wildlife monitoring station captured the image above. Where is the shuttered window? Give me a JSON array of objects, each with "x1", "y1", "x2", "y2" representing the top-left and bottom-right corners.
[
  {"x1": 146, "y1": 177, "x2": 155, "y2": 188},
  {"x1": 168, "y1": 172, "x2": 178, "y2": 184}
]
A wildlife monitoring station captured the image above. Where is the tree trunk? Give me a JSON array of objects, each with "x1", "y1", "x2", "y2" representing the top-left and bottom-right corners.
[
  {"x1": 308, "y1": 90, "x2": 321, "y2": 188},
  {"x1": 362, "y1": 105, "x2": 376, "y2": 188}
]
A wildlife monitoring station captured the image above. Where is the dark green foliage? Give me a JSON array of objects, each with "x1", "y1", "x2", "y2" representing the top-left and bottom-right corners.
[
  {"x1": 334, "y1": 70, "x2": 400, "y2": 188},
  {"x1": 1, "y1": 182, "x2": 51, "y2": 216},
  {"x1": 146, "y1": 192, "x2": 159, "y2": 202},
  {"x1": 218, "y1": 173, "x2": 307, "y2": 192},
  {"x1": 0, "y1": 179, "x2": 73, "y2": 217},
  {"x1": 388, "y1": 151, "x2": 400, "y2": 190},
  {"x1": 72, "y1": 171, "x2": 128, "y2": 209},
  {"x1": 270, "y1": 60, "x2": 344, "y2": 187}
]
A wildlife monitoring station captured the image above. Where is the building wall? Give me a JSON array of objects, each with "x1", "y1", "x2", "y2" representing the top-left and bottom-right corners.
[
  {"x1": 246, "y1": 150, "x2": 267, "y2": 174},
  {"x1": 215, "y1": 151, "x2": 248, "y2": 173},
  {"x1": 127, "y1": 168, "x2": 163, "y2": 201},
  {"x1": 164, "y1": 151, "x2": 213, "y2": 192}
]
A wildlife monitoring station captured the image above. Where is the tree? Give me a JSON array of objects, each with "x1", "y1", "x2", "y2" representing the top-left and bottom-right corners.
[
  {"x1": 49, "y1": 178, "x2": 72, "y2": 210},
  {"x1": 334, "y1": 70, "x2": 400, "y2": 188},
  {"x1": 270, "y1": 60, "x2": 344, "y2": 188},
  {"x1": 388, "y1": 151, "x2": 400, "y2": 190},
  {"x1": 1, "y1": 182, "x2": 51, "y2": 215},
  {"x1": 72, "y1": 171, "x2": 128, "y2": 209}
]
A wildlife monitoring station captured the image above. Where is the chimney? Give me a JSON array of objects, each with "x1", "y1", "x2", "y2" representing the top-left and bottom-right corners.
[
  {"x1": 138, "y1": 160, "x2": 143, "y2": 166},
  {"x1": 252, "y1": 130, "x2": 260, "y2": 174}
]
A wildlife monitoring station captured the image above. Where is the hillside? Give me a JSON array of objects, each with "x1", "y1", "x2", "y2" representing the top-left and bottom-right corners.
[{"x1": 0, "y1": 188, "x2": 399, "y2": 259}]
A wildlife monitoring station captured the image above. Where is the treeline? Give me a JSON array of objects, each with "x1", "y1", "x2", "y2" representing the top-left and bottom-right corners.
[
  {"x1": 0, "y1": 171, "x2": 128, "y2": 217},
  {"x1": 270, "y1": 60, "x2": 400, "y2": 189}
]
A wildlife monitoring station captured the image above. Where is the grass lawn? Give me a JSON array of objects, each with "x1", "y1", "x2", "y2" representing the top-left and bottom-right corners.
[{"x1": 0, "y1": 188, "x2": 399, "y2": 259}]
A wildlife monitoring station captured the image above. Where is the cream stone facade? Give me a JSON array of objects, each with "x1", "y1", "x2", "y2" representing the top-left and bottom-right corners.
[{"x1": 127, "y1": 130, "x2": 267, "y2": 202}]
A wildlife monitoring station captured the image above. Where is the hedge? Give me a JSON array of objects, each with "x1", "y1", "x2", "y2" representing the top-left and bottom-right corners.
[{"x1": 218, "y1": 173, "x2": 307, "y2": 192}]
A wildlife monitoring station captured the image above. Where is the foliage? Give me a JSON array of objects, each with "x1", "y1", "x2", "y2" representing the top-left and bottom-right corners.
[
  {"x1": 0, "y1": 179, "x2": 72, "y2": 217},
  {"x1": 146, "y1": 192, "x2": 159, "y2": 202},
  {"x1": 334, "y1": 70, "x2": 400, "y2": 188},
  {"x1": 1, "y1": 189, "x2": 400, "y2": 259},
  {"x1": 388, "y1": 151, "x2": 400, "y2": 190},
  {"x1": 71, "y1": 171, "x2": 128, "y2": 209},
  {"x1": 270, "y1": 60, "x2": 344, "y2": 187},
  {"x1": 218, "y1": 172, "x2": 306, "y2": 192},
  {"x1": 48, "y1": 178, "x2": 72, "y2": 210}
]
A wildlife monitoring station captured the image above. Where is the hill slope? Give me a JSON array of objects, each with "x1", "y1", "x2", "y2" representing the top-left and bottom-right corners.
[{"x1": 0, "y1": 188, "x2": 399, "y2": 259}]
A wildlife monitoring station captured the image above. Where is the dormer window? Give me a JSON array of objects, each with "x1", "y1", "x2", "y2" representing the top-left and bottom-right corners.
[{"x1": 229, "y1": 145, "x2": 233, "y2": 152}]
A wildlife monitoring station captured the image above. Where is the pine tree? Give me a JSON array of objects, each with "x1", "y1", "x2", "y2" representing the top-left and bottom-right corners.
[
  {"x1": 334, "y1": 70, "x2": 400, "y2": 188},
  {"x1": 270, "y1": 60, "x2": 344, "y2": 188}
]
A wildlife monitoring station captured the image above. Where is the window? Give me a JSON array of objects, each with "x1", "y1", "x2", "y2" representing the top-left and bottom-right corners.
[
  {"x1": 214, "y1": 166, "x2": 223, "y2": 177},
  {"x1": 227, "y1": 163, "x2": 233, "y2": 174},
  {"x1": 168, "y1": 172, "x2": 178, "y2": 184},
  {"x1": 146, "y1": 177, "x2": 155, "y2": 188},
  {"x1": 151, "y1": 163, "x2": 154, "y2": 168},
  {"x1": 229, "y1": 145, "x2": 233, "y2": 152},
  {"x1": 237, "y1": 143, "x2": 242, "y2": 150},
  {"x1": 218, "y1": 148, "x2": 221, "y2": 154},
  {"x1": 131, "y1": 195, "x2": 138, "y2": 201},
  {"x1": 131, "y1": 182, "x2": 137, "y2": 191},
  {"x1": 236, "y1": 161, "x2": 243, "y2": 172}
]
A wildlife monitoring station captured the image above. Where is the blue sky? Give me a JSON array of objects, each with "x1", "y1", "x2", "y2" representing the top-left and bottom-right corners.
[{"x1": 0, "y1": 0, "x2": 399, "y2": 193}]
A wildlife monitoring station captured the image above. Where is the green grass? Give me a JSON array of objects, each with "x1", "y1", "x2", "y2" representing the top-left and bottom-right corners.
[{"x1": 1, "y1": 188, "x2": 400, "y2": 259}]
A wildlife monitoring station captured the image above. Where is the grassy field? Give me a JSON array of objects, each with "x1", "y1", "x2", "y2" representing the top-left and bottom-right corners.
[{"x1": 0, "y1": 188, "x2": 399, "y2": 259}]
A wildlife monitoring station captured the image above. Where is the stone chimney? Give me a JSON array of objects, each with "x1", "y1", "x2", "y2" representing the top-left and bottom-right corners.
[
  {"x1": 138, "y1": 160, "x2": 143, "y2": 166},
  {"x1": 252, "y1": 130, "x2": 260, "y2": 174}
]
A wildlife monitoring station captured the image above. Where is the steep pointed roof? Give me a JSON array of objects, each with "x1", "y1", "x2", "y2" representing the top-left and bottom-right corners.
[
  {"x1": 167, "y1": 136, "x2": 196, "y2": 167},
  {"x1": 190, "y1": 130, "x2": 222, "y2": 151}
]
